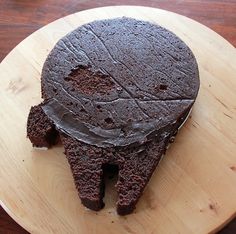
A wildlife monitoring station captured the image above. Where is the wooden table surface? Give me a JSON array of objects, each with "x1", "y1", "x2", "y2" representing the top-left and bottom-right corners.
[{"x1": 0, "y1": 1, "x2": 235, "y2": 233}]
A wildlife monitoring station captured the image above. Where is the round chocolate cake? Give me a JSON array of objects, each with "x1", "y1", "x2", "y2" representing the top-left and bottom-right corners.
[{"x1": 27, "y1": 17, "x2": 200, "y2": 215}]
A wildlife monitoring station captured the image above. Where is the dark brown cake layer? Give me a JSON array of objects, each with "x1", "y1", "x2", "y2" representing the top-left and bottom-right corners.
[
  {"x1": 41, "y1": 17, "x2": 199, "y2": 148},
  {"x1": 27, "y1": 17, "x2": 200, "y2": 215},
  {"x1": 27, "y1": 105, "x2": 58, "y2": 148}
]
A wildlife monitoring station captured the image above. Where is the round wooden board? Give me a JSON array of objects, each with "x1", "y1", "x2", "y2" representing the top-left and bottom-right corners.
[{"x1": 0, "y1": 6, "x2": 236, "y2": 234}]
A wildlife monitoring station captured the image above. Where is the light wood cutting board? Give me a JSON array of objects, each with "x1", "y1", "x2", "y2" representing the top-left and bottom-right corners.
[{"x1": 0, "y1": 6, "x2": 236, "y2": 234}]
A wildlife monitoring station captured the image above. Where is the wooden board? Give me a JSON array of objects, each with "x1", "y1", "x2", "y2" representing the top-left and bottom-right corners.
[{"x1": 0, "y1": 6, "x2": 236, "y2": 234}]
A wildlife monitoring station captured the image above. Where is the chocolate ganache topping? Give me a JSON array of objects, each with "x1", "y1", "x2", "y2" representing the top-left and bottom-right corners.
[{"x1": 41, "y1": 17, "x2": 199, "y2": 148}]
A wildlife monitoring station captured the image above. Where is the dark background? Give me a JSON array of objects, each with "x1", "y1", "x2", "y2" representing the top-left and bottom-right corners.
[{"x1": 0, "y1": 0, "x2": 235, "y2": 233}]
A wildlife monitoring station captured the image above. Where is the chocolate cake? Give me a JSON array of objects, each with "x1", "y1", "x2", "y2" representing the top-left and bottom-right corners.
[{"x1": 27, "y1": 17, "x2": 200, "y2": 215}]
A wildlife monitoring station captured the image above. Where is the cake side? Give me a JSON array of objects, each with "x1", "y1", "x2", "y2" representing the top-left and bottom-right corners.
[
  {"x1": 27, "y1": 105, "x2": 58, "y2": 148},
  {"x1": 59, "y1": 102, "x2": 192, "y2": 215}
]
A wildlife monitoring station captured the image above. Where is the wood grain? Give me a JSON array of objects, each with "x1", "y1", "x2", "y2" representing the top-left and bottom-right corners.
[{"x1": 0, "y1": 1, "x2": 235, "y2": 234}]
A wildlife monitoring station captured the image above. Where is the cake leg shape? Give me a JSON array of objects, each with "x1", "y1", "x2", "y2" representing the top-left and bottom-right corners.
[
  {"x1": 61, "y1": 134, "x2": 105, "y2": 211},
  {"x1": 116, "y1": 138, "x2": 167, "y2": 215}
]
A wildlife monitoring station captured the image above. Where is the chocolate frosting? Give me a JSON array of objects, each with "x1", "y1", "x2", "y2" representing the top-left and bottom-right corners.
[
  {"x1": 40, "y1": 17, "x2": 199, "y2": 148},
  {"x1": 42, "y1": 98, "x2": 193, "y2": 147}
]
